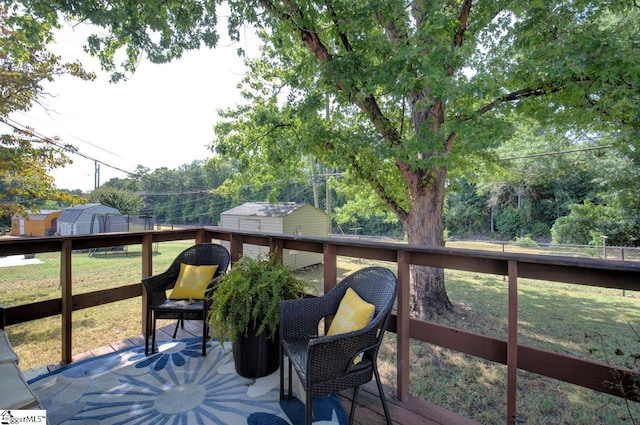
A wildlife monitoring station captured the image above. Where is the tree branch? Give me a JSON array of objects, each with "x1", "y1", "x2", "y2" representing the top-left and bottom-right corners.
[
  {"x1": 344, "y1": 149, "x2": 409, "y2": 221},
  {"x1": 325, "y1": 2, "x2": 353, "y2": 52},
  {"x1": 453, "y1": 0, "x2": 473, "y2": 50},
  {"x1": 259, "y1": 0, "x2": 401, "y2": 147},
  {"x1": 448, "y1": 0, "x2": 473, "y2": 77},
  {"x1": 474, "y1": 85, "x2": 563, "y2": 117},
  {"x1": 374, "y1": 4, "x2": 409, "y2": 47}
]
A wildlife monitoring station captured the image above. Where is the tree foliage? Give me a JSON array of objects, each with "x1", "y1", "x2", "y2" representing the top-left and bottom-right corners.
[
  {"x1": 445, "y1": 179, "x2": 490, "y2": 237},
  {"x1": 31, "y1": 0, "x2": 640, "y2": 317},
  {"x1": 88, "y1": 186, "x2": 142, "y2": 215},
  {"x1": 551, "y1": 149, "x2": 640, "y2": 247},
  {"x1": 0, "y1": 3, "x2": 93, "y2": 218},
  {"x1": 101, "y1": 159, "x2": 239, "y2": 225}
]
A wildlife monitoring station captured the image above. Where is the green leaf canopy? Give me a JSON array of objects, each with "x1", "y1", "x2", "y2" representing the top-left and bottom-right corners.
[{"x1": 25, "y1": 0, "x2": 640, "y2": 316}]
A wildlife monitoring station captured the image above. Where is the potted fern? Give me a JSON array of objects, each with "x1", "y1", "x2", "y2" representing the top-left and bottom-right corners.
[{"x1": 208, "y1": 253, "x2": 309, "y2": 378}]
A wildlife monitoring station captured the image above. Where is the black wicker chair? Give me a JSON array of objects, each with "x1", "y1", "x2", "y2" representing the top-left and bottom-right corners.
[
  {"x1": 279, "y1": 266, "x2": 397, "y2": 425},
  {"x1": 142, "y1": 243, "x2": 230, "y2": 356}
]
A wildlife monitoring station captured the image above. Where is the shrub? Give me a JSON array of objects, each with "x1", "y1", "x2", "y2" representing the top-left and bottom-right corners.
[
  {"x1": 528, "y1": 221, "x2": 551, "y2": 239},
  {"x1": 515, "y1": 235, "x2": 538, "y2": 248},
  {"x1": 551, "y1": 201, "x2": 605, "y2": 245},
  {"x1": 495, "y1": 206, "x2": 525, "y2": 239}
]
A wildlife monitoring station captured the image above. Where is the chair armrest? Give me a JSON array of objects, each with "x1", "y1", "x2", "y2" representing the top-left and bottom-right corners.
[
  {"x1": 142, "y1": 271, "x2": 175, "y2": 307},
  {"x1": 279, "y1": 297, "x2": 335, "y2": 340}
]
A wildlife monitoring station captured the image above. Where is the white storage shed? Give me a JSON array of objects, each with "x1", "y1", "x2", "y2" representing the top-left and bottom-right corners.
[
  {"x1": 220, "y1": 202, "x2": 329, "y2": 269},
  {"x1": 57, "y1": 204, "x2": 125, "y2": 236}
]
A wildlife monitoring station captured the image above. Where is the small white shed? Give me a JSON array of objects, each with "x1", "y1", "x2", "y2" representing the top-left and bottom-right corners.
[
  {"x1": 220, "y1": 202, "x2": 329, "y2": 269},
  {"x1": 57, "y1": 204, "x2": 125, "y2": 236}
]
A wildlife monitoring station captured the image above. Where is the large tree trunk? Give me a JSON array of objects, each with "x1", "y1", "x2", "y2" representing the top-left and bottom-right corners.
[{"x1": 402, "y1": 164, "x2": 454, "y2": 319}]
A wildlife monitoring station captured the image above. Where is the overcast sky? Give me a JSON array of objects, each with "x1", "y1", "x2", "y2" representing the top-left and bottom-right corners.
[{"x1": 8, "y1": 19, "x2": 258, "y2": 192}]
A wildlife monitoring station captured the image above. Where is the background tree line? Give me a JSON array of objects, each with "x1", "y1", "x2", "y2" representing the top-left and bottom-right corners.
[
  {"x1": 80, "y1": 135, "x2": 638, "y2": 248},
  {"x1": 446, "y1": 128, "x2": 640, "y2": 247}
]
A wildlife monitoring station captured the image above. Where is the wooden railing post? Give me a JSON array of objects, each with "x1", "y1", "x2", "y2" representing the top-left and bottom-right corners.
[
  {"x1": 60, "y1": 239, "x2": 72, "y2": 364},
  {"x1": 507, "y1": 260, "x2": 518, "y2": 424},
  {"x1": 323, "y1": 243, "x2": 337, "y2": 294},
  {"x1": 323, "y1": 243, "x2": 338, "y2": 332},
  {"x1": 195, "y1": 228, "x2": 211, "y2": 244},
  {"x1": 141, "y1": 234, "x2": 153, "y2": 335},
  {"x1": 396, "y1": 249, "x2": 411, "y2": 401},
  {"x1": 269, "y1": 237, "x2": 284, "y2": 262},
  {"x1": 229, "y1": 234, "x2": 244, "y2": 265}
]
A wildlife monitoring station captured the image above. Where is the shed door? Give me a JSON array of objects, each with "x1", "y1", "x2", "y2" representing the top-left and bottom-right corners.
[{"x1": 239, "y1": 218, "x2": 261, "y2": 232}]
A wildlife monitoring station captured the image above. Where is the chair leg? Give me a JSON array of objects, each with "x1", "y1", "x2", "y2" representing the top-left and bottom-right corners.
[
  {"x1": 305, "y1": 387, "x2": 313, "y2": 425},
  {"x1": 279, "y1": 345, "x2": 284, "y2": 401},
  {"x1": 151, "y1": 316, "x2": 157, "y2": 354},
  {"x1": 349, "y1": 386, "x2": 360, "y2": 425},
  {"x1": 373, "y1": 365, "x2": 392, "y2": 425},
  {"x1": 287, "y1": 355, "x2": 293, "y2": 399},
  {"x1": 144, "y1": 309, "x2": 151, "y2": 355},
  {"x1": 172, "y1": 319, "x2": 180, "y2": 338},
  {"x1": 201, "y1": 316, "x2": 207, "y2": 356}
]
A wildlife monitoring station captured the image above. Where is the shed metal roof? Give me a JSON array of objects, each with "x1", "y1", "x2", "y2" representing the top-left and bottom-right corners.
[
  {"x1": 221, "y1": 202, "x2": 309, "y2": 217},
  {"x1": 28, "y1": 210, "x2": 60, "y2": 221},
  {"x1": 58, "y1": 204, "x2": 119, "y2": 223},
  {"x1": 65, "y1": 203, "x2": 102, "y2": 211},
  {"x1": 12, "y1": 210, "x2": 61, "y2": 221},
  {"x1": 59, "y1": 209, "x2": 84, "y2": 223}
]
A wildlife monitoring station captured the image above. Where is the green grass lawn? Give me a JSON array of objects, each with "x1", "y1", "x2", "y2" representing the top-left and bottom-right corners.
[
  {"x1": 1, "y1": 241, "x2": 193, "y2": 369},
  {"x1": 1, "y1": 240, "x2": 639, "y2": 424},
  {"x1": 389, "y1": 268, "x2": 640, "y2": 424}
]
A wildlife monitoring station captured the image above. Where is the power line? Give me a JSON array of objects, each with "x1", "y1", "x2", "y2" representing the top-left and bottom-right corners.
[
  {"x1": 499, "y1": 145, "x2": 613, "y2": 161},
  {"x1": 15, "y1": 111, "x2": 126, "y2": 160},
  {"x1": 4, "y1": 117, "x2": 134, "y2": 175},
  {"x1": 2, "y1": 117, "x2": 188, "y2": 191},
  {"x1": 3, "y1": 117, "x2": 321, "y2": 223},
  {"x1": 148, "y1": 179, "x2": 314, "y2": 223},
  {"x1": 137, "y1": 190, "x2": 212, "y2": 196}
]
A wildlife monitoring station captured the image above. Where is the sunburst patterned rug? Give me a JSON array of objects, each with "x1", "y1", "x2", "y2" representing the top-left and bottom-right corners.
[{"x1": 28, "y1": 338, "x2": 347, "y2": 425}]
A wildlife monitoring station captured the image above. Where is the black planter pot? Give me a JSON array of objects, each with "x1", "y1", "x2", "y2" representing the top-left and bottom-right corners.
[{"x1": 232, "y1": 325, "x2": 280, "y2": 379}]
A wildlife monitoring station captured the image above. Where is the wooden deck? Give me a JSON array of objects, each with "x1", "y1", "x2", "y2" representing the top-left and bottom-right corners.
[{"x1": 44, "y1": 320, "x2": 480, "y2": 425}]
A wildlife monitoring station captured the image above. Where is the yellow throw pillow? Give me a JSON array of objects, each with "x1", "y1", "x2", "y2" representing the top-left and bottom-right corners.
[
  {"x1": 168, "y1": 263, "x2": 218, "y2": 300},
  {"x1": 327, "y1": 287, "x2": 375, "y2": 336}
]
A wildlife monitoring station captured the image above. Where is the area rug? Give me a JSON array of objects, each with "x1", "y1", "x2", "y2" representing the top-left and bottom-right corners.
[{"x1": 28, "y1": 338, "x2": 348, "y2": 425}]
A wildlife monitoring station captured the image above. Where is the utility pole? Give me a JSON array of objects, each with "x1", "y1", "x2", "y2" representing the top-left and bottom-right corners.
[
  {"x1": 310, "y1": 158, "x2": 319, "y2": 209},
  {"x1": 94, "y1": 160, "x2": 100, "y2": 189},
  {"x1": 325, "y1": 167, "x2": 331, "y2": 216}
]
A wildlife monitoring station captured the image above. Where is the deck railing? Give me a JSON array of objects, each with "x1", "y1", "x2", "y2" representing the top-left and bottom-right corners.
[{"x1": 1, "y1": 227, "x2": 640, "y2": 424}]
